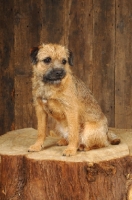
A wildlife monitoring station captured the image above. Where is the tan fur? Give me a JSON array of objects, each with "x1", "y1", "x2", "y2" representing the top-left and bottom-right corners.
[{"x1": 28, "y1": 43, "x2": 120, "y2": 156}]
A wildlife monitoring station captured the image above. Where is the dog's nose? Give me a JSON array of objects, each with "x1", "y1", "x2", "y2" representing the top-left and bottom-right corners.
[{"x1": 55, "y1": 69, "x2": 64, "y2": 77}]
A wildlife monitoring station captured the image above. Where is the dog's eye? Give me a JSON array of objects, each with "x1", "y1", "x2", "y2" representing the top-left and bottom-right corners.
[
  {"x1": 43, "y1": 57, "x2": 51, "y2": 64},
  {"x1": 62, "y1": 59, "x2": 67, "y2": 65}
]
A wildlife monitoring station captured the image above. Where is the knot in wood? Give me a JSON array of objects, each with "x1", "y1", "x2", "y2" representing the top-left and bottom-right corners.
[
  {"x1": 86, "y1": 163, "x2": 98, "y2": 182},
  {"x1": 99, "y1": 163, "x2": 117, "y2": 176}
]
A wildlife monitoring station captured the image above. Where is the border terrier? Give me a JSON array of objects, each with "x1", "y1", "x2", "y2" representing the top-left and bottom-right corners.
[{"x1": 28, "y1": 43, "x2": 120, "y2": 156}]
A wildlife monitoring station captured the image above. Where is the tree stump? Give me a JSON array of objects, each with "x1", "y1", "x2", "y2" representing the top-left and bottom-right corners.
[{"x1": 0, "y1": 128, "x2": 132, "y2": 200}]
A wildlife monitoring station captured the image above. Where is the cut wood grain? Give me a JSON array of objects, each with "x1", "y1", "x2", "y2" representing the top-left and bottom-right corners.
[{"x1": 0, "y1": 128, "x2": 132, "y2": 200}]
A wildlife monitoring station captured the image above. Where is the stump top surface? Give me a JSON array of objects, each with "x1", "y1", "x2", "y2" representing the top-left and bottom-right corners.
[
  {"x1": 110, "y1": 127, "x2": 132, "y2": 155},
  {"x1": 0, "y1": 128, "x2": 131, "y2": 163}
]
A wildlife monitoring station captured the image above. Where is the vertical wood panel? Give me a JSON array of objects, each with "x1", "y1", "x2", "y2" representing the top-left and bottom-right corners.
[
  {"x1": 15, "y1": 75, "x2": 36, "y2": 129},
  {"x1": 68, "y1": 0, "x2": 93, "y2": 90},
  {"x1": 115, "y1": 0, "x2": 132, "y2": 128},
  {"x1": 0, "y1": 0, "x2": 132, "y2": 132},
  {"x1": 0, "y1": 1, "x2": 15, "y2": 135},
  {"x1": 92, "y1": 0, "x2": 115, "y2": 126},
  {"x1": 40, "y1": 0, "x2": 65, "y2": 44},
  {"x1": 14, "y1": 0, "x2": 41, "y2": 129},
  {"x1": 14, "y1": 0, "x2": 41, "y2": 75}
]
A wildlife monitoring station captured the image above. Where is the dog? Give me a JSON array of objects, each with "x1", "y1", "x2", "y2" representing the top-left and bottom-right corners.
[{"x1": 28, "y1": 43, "x2": 120, "y2": 156}]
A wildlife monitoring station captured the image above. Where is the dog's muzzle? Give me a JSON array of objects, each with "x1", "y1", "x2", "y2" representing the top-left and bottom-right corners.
[{"x1": 43, "y1": 68, "x2": 66, "y2": 83}]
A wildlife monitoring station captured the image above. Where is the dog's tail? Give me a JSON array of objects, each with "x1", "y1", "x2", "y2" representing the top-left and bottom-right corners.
[{"x1": 107, "y1": 130, "x2": 121, "y2": 145}]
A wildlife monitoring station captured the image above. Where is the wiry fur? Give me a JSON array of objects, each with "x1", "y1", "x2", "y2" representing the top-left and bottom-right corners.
[{"x1": 29, "y1": 43, "x2": 120, "y2": 156}]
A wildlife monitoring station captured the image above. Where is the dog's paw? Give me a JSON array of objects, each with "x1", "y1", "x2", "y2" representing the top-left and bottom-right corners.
[
  {"x1": 28, "y1": 143, "x2": 43, "y2": 152},
  {"x1": 62, "y1": 147, "x2": 77, "y2": 156},
  {"x1": 57, "y1": 138, "x2": 68, "y2": 146}
]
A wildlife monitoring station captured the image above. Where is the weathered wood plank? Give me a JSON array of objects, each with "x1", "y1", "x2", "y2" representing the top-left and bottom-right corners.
[
  {"x1": 92, "y1": 0, "x2": 116, "y2": 127},
  {"x1": 15, "y1": 75, "x2": 36, "y2": 130},
  {"x1": 67, "y1": 0, "x2": 93, "y2": 91},
  {"x1": 14, "y1": 0, "x2": 41, "y2": 75},
  {"x1": 40, "y1": 0, "x2": 65, "y2": 44},
  {"x1": 14, "y1": 0, "x2": 41, "y2": 130},
  {"x1": 115, "y1": 0, "x2": 132, "y2": 128},
  {"x1": 0, "y1": 0, "x2": 15, "y2": 135},
  {"x1": 0, "y1": 0, "x2": 132, "y2": 133}
]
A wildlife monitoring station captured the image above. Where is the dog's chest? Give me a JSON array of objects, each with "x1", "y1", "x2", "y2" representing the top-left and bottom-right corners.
[{"x1": 42, "y1": 98, "x2": 65, "y2": 121}]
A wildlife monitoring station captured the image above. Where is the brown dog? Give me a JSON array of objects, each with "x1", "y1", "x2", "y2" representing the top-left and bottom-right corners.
[{"x1": 28, "y1": 43, "x2": 120, "y2": 156}]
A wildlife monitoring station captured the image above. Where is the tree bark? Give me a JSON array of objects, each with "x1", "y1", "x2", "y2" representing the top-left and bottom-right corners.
[{"x1": 0, "y1": 128, "x2": 132, "y2": 200}]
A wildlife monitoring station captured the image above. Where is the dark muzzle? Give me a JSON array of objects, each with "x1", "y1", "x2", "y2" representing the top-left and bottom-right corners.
[{"x1": 43, "y1": 68, "x2": 66, "y2": 83}]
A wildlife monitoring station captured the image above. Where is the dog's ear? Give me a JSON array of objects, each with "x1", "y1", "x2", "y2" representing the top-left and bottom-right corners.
[
  {"x1": 68, "y1": 51, "x2": 73, "y2": 66},
  {"x1": 30, "y1": 47, "x2": 39, "y2": 64}
]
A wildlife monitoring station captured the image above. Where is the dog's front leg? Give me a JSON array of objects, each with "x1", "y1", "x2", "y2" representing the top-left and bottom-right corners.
[
  {"x1": 28, "y1": 104, "x2": 47, "y2": 152},
  {"x1": 62, "y1": 110, "x2": 79, "y2": 156}
]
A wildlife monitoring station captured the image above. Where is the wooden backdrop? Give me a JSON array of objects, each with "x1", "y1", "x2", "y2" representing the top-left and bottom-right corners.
[{"x1": 0, "y1": 0, "x2": 132, "y2": 135}]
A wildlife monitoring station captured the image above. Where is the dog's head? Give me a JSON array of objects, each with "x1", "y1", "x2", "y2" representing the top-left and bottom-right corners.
[{"x1": 30, "y1": 44, "x2": 73, "y2": 84}]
